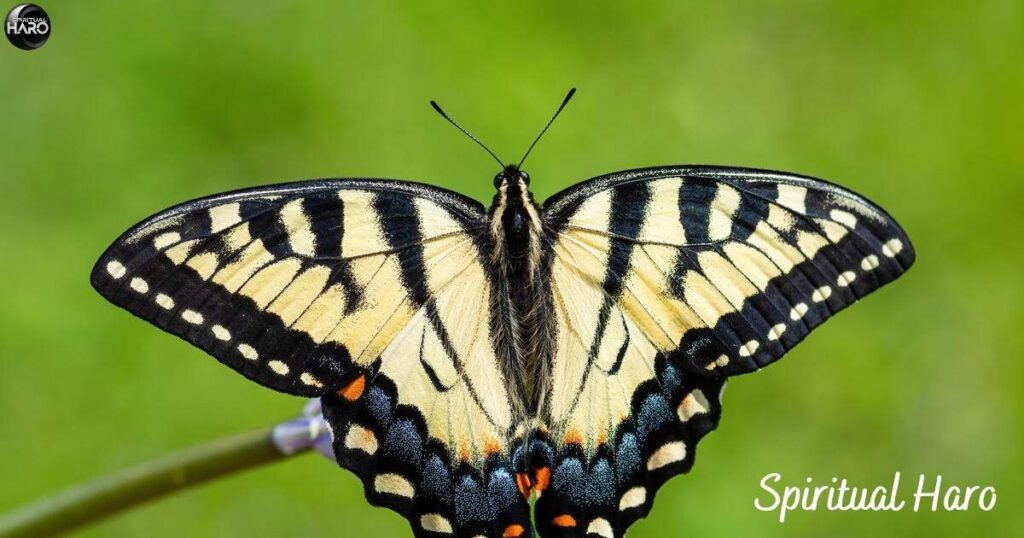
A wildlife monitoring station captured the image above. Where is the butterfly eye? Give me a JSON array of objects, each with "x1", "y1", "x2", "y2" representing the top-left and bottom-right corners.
[
  {"x1": 520, "y1": 171, "x2": 531, "y2": 186},
  {"x1": 493, "y1": 173, "x2": 504, "y2": 188}
]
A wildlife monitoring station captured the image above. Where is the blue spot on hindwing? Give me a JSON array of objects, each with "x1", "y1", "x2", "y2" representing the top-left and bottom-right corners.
[
  {"x1": 455, "y1": 475, "x2": 494, "y2": 524},
  {"x1": 487, "y1": 468, "x2": 518, "y2": 512},
  {"x1": 660, "y1": 363, "x2": 682, "y2": 395},
  {"x1": 637, "y1": 393, "x2": 672, "y2": 445},
  {"x1": 365, "y1": 386, "x2": 393, "y2": 427},
  {"x1": 382, "y1": 419, "x2": 421, "y2": 465},
  {"x1": 586, "y1": 459, "x2": 615, "y2": 507},
  {"x1": 420, "y1": 454, "x2": 451, "y2": 502},
  {"x1": 616, "y1": 433, "x2": 641, "y2": 484},
  {"x1": 553, "y1": 458, "x2": 586, "y2": 505}
]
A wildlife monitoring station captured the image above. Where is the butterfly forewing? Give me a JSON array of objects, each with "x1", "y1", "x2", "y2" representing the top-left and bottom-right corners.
[{"x1": 534, "y1": 166, "x2": 914, "y2": 536}]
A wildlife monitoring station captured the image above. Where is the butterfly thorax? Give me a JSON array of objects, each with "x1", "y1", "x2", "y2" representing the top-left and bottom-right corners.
[{"x1": 487, "y1": 166, "x2": 552, "y2": 414}]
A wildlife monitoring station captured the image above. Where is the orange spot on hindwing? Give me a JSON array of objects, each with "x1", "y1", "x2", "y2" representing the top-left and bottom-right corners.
[
  {"x1": 338, "y1": 374, "x2": 366, "y2": 401},
  {"x1": 532, "y1": 466, "x2": 551, "y2": 494},
  {"x1": 552, "y1": 514, "x2": 577, "y2": 527},
  {"x1": 502, "y1": 524, "x2": 525, "y2": 537},
  {"x1": 457, "y1": 444, "x2": 471, "y2": 462},
  {"x1": 515, "y1": 465, "x2": 552, "y2": 499},
  {"x1": 562, "y1": 429, "x2": 583, "y2": 445},
  {"x1": 484, "y1": 438, "x2": 503, "y2": 456},
  {"x1": 515, "y1": 473, "x2": 532, "y2": 498}
]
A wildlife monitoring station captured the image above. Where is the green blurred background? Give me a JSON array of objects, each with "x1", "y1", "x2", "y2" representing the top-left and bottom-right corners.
[{"x1": 2, "y1": 1, "x2": 1022, "y2": 536}]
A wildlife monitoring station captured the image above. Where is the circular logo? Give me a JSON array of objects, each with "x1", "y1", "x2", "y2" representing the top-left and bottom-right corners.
[{"x1": 5, "y1": 4, "x2": 50, "y2": 50}]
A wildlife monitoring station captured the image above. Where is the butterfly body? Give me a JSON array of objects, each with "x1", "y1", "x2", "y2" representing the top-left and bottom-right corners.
[
  {"x1": 93, "y1": 164, "x2": 914, "y2": 537},
  {"x1": 486, "y1": 165, "x2": 552, "y2": 415}
]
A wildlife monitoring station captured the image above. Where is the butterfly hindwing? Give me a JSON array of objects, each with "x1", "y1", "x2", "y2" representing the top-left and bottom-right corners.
[
  {"x1": 91, "y1": 179, "x2": 534, "y2": 537},
  {"x1": 536, "y1": 166, "x2": 914, "y2": 536},
  {"x1": 320, "y1": 224, "x2": 532, "y2": 537}
]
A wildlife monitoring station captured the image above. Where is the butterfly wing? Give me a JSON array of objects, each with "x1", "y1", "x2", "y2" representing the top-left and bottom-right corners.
[
  {"x1": 535, "y1": 165, "x2": 914, "y2": 537},
  {"x1": 92, "y1": 179, "x2": 533, "y2": 537}
]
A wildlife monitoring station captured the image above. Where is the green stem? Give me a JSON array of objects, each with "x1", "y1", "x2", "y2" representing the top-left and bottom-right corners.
[{"x1": 0, "y1": 426, "x2": 306, "y2": 537}]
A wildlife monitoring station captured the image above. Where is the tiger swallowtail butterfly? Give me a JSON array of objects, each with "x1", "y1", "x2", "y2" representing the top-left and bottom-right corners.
[{"x1": 92, "y1": 90, "x2": 914, "y2": 537}]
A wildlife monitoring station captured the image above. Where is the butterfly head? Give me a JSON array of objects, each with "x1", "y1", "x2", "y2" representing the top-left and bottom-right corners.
[
  {"x1": 494, "y1": 165, "x2": 530, "y2": 189},
  {"x1": 489, "y1": 164, "x2": 542, "y2": 253}
]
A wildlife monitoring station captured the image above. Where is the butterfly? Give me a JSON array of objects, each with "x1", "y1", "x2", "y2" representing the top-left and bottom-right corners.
[{"x1": 91, "y1": 90, "x2": 914, "y2": 537}]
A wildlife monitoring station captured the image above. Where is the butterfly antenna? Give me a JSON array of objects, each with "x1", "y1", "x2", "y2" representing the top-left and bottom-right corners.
[
  {"x1": 517, "y1": 87, "x2": 576, "y2": 169},
  {"x1": 430, "y1": 100, "x2": 505, "y2": 168}
]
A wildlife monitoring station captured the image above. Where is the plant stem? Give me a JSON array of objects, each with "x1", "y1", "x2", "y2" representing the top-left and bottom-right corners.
[{"x1": 0, "y1": 426, "x2": 305, "y2": 537}]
